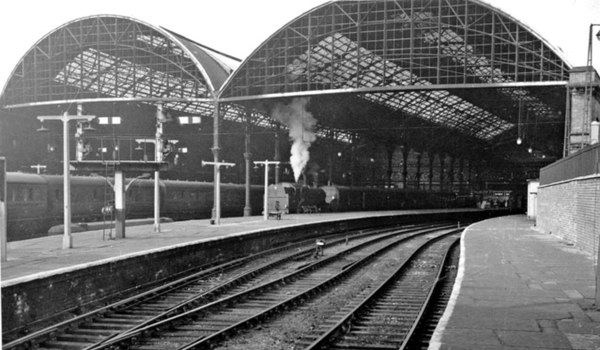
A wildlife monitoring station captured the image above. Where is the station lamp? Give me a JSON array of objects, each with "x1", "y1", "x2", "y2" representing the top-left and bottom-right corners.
[{"x1": 37, "y1": 122, "x2": 49, "y2": 132}]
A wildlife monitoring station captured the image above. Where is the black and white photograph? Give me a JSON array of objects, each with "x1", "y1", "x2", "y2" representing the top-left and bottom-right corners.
[{"x1": 1, "y1": 0, "x2": 599, "y2": 348}]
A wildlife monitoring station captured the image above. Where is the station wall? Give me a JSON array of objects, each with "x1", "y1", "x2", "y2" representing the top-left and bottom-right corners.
[
  {"x1": 537, "y1": 142, "x2": 600, "y2": 254},
  {"x1": 537, "y1": 175, "x2": 600, "y2": 254}
]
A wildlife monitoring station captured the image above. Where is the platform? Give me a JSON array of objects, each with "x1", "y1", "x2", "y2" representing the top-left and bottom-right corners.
[
  {"x1": 9, "y1": 210, "x2": 595, "y2": 349},
  {"x1": 1, "y1": 209, "x2": 477, "y2": 284},
  {"x1": 430, "y1": 215, "x2": 600, "y2": 350}
]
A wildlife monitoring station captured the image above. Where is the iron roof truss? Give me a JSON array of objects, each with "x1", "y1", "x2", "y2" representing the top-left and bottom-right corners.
[
  {"x1": 0, "y1": 16, "x2": 217, "y2": 116},
  {"x1": 220, "y1": 0, "x2": 570, "y2": 142}
]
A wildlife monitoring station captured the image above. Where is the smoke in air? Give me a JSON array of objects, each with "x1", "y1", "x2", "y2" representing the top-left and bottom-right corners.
[{"x1": 271, "y1": 98, "x2": 316, "y2": 182}]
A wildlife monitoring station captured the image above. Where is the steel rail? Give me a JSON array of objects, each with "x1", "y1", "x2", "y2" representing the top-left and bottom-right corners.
[
  {"x1": 81, "y1": 224, "x2": 417, "y2": 349},
  {"x1": 306, "y1": 230, "x2": 462, "y2": 349},
  {"x1": 4, "y1": 226, "x2": 390, "y2": 350},
  {"x1": 91, "y1": 224, "x2": 451, "y2": 349},
  {"x1": 402, "y1": 236, "x2": 462, "y2": 349},
  {"x1": 176, "y1": 226, "x2": 455, "y2": 350}
]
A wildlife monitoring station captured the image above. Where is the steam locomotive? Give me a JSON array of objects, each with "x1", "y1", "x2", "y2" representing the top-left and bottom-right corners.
[
  {"x1": 266, "y1": 182, "x2": 460, "y2": 214},
  {"x1": 5, "y1": 172, "x2": 471, "y2": 242}
]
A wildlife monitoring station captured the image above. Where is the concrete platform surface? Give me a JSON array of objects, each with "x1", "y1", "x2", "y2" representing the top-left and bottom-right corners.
[
  {"x1": 1, "y1": 209, "x2": 473, "y2": 284},
  {"x1": 430, "y1": 215, "x2": 600, "y2": 350}
]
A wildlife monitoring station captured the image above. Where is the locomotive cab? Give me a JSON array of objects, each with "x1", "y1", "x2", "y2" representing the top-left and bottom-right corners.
[{"x1": 268, "y1": 183, "x2": 294, "y2": 214}]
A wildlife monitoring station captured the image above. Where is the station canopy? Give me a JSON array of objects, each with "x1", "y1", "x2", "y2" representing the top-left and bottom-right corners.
[
  {"x1": 219, "y1": 0, "x2": 571, "y2": 163},
  {"x1": 0, "y1": 15, "x2": 243, "y2": 118},
  {"x1": 0, "y1": 0, "x2": 572, "y2": 167}
]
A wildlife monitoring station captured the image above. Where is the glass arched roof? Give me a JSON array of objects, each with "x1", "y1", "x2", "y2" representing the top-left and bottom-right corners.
[
  {"x1": 219, "y1": 0, "x2": 570, "y2": 142},
  {"x1": 0, "y1": 15, "x2": 234, "y2": 118}
]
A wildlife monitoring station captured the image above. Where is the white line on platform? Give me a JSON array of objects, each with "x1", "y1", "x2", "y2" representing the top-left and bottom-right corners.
[{"x1": 427, "y1": 223, "x2": 471, "y2": 350}]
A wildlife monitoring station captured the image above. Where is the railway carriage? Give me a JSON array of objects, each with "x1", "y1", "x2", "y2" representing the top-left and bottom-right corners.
[
  {"x1": 5, "y1": 173, "x2": 49, "y2": 241},
  {"x1": 6, "y1": 172, "x2": 480, "y2": 242}
]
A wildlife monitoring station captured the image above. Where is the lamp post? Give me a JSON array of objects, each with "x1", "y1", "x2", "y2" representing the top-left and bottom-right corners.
[
  {"x1": 30, "y1": 164, "x2": 47, "y2": 174},
  {"x1": 586, "y1": 24, "x2": 600, "y2": 69},
  {"x1": 135, "y1": 136, "x2": 178, "y2": 232},
  {"x1": 1, "y1": 157, "x2": 6, "y2": 262},
  {"x1": 202, "y1": 160, "x2": 235, "y2": 225},
  {"x1": 585, "y1": 24, "x2": 600, "y2": 148},
  {"x1": 37, "y1": 104, "x2": 95, "y2": 249},
  {"x1": 254, "y1": 160, "x2": 280, "y2": 221}
]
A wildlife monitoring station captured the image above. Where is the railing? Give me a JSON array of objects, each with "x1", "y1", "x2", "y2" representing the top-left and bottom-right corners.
[{"x1": 540, "y1": 143, "x2": 600, "y2": 185}]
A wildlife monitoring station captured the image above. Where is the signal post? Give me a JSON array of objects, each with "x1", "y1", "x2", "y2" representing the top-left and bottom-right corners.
[
  {"x1": 37, "y1": 105, "x2": 95, "y2": 249},
  {"x1": 71, "y1": 161, "x2": 167, "y2": 239},
  {"x1": 254, "y1": 160, "x2": 280, "y2": 221}
]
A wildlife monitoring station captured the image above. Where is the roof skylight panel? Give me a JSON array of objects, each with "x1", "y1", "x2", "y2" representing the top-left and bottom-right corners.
[{"x1": 136, "y1": 34, "x2": 185, "y2": 57}]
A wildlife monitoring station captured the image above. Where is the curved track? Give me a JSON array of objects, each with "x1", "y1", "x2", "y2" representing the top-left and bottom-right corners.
[
  {"x1": 91, "y1": 225, "x2": 457, "y2": 350},
  {"x1": 4, "y1": 223, "x2": 441, "y2": 350}
]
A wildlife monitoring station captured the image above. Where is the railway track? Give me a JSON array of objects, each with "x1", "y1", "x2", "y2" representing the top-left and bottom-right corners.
[
  {"x1": 4, "y1": 223, "x2": 443, "y2": 350},
  {"x1": 89, "y1": 224, "x2": 458, "y2": 350},
  {"x1": 206, "y1": 228, "x2": 461, "y2": 350},
  {"x1": 403, "y1": 237, "x2": 461, "y2": 350},
  {"x1": 303, "y1": 233, "x2": 460, "y2": 349}
]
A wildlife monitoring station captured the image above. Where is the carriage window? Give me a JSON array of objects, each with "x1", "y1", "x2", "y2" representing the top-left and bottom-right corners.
[
  {"x1": 24, "y1": 188, "x2": 33, "y2": 202},
  {"x1": 32, "y1": 188, "x2": 42, "y2": 201}
]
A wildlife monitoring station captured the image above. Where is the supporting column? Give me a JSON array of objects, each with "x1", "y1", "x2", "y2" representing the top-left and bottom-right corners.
[
  {"x1": 211, "y1": 101, "x2": 220, "y2": 224},
  {"x1": 62, "y1": 112, "x2": 72, "y2": 249},
  {"x1": 263, "y1": 162, "x2": 269, "y2": 220},
  {"x1": 350, "y1": 136, "x2": 356, "y2": 187},
  {"x1": 458, "y1": 157, "x2": 465, "y2": 193},
  {"x1": 114, "y1": 170, "x2": 126, "y2": 239},
  {"x1": 439, "y1": 154, "x2": 445, "y2": 192},
  {"x1": 274, "y1": 126, "x2": 280, "y2": 184},
  {"x1": 1, "y1": 157, "x2": 6, "y2": 262},
  {"x1": 385, "y1": 144, "x2": 395, "y2": 187},
  {"x1": 328, "y1": 131, "x2": 334, "y2": 186},
  {"x1": 428, "y1": 152, "x2": 435, "y2": 191},
  {"x1": 448, "y1": 156, "x2": 455, "y2": 192},
  {"x1": 154, "y1": 171, "x2": 160, "y2": 232},
  {"x1": 415, "y1": 151, "x2": 422, "y2": 190},
  {"x1": 467, "y1": 158, "x2": 473, "y2": 192},
  {"x1": 244, "y1": 111, "x2": 252, "y2": 217},
  {"x1": 154, "y1": 104, "x2": 164, "y2": 233},
  {"x1": 401, "y1": 146, "x2": 409, "y2": 189}
]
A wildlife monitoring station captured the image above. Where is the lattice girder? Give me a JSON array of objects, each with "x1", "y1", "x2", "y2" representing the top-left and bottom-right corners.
[
  {"x1": 220, "y1": 0, "x2": 570, "y2": 141},
  {"x1": 1, "y1": 15, "x2": 217, "y2": 115}
]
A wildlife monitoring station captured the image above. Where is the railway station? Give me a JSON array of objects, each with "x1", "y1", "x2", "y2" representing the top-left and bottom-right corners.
[{"x1": 1, "y1": 0, "x2": 599, "y2": 349}]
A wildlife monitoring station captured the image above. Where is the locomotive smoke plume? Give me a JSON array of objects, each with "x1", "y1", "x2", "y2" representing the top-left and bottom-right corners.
[{"x1": 271, "y1": 97, "x2": 316, "y2": 182}]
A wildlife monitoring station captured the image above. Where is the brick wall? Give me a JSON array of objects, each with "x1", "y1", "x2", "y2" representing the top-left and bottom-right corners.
[{"x1": 537, "y1": 175, "x2": 600, "y2": 255}]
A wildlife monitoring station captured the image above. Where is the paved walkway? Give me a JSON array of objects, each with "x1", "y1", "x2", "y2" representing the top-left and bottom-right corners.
[
  {"x1": 11, "y1": 211, "x2": 595, "y2": 349},
  {"x1": 2, "y1": 209, "x2": 473, "y2": 284},
  {"x1": 430, "y1": 215, "x2": 600, "y2": 350},
  {"x1": 1, "y1": 213, "x2": 320, "y2": 283}
]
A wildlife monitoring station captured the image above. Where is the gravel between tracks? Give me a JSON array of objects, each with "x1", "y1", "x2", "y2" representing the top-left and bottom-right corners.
[{"x1": 213, "y1": 239, "x2": 424, "y2": 350}]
